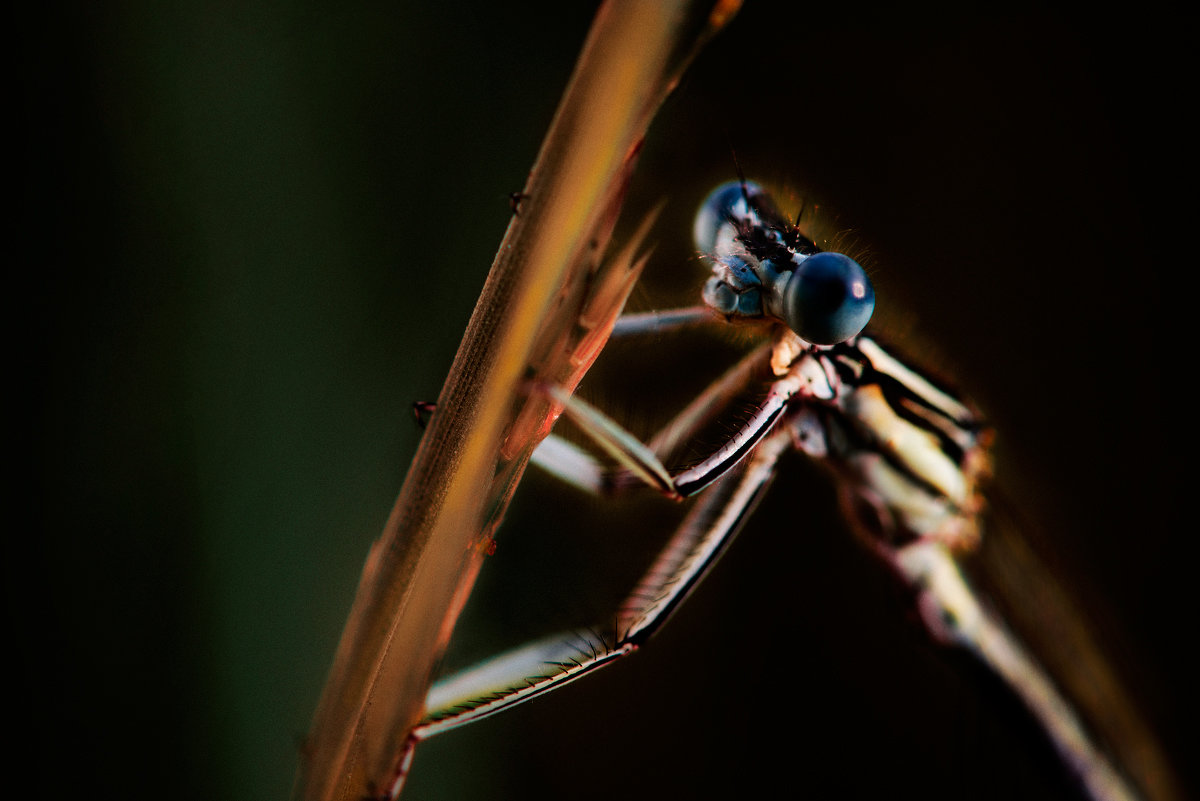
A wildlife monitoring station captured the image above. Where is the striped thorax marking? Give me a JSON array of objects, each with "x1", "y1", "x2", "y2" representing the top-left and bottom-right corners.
[{"x1": 791, "y1": 335, "x2": 992, "y2": 551}]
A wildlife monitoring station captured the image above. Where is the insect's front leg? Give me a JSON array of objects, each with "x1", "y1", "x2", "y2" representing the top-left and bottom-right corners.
[
  {"x1": 529, "y1": 340, "x2": 772, "y2": 495},
  {"x1": 608, "y1": 305, "x2": 720, "y2": 338},
  {"x1": 542, "y1": 344, "x2": 833, "y2": 500}
]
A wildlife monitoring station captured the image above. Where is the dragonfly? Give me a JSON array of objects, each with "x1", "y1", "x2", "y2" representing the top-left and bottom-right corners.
[{"x1": 389, "y1": 178, "x2": 1154, "y2": 800}]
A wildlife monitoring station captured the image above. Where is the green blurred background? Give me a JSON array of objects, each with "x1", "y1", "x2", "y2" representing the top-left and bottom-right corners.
[{"x1": 16, "y1": 3, "x2": 1188, "y2": 800}]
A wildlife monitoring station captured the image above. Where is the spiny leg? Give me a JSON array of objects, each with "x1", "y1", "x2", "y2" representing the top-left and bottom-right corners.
[
  {"x1": 413, "y1": 341, "x2": 763, "y2": 497},
  {"x1": 529, "y1": 341, "x2": 773, "y2": 496},
  {"x1": 546, "y1": 346, "x2": 830, "y2": 499},
  {"x1": 618, "y1": 423, "x2": 791, "y2": 643},
  {"x1": 399, "y1": 426, "x2": 791, "y2": 785},
  {"x1": 642, "y1": 341, "x2": 773, "y2": 471}
]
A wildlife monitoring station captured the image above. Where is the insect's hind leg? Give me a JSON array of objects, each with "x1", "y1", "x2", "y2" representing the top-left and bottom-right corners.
[
  {"x1": 415, "y1": 427, "x2": 789, "y2": 742},
  {"x1": 416, "y1": 628, "x2": 631, "y2": 739},
  {"x1": 383, "y1": 630, "x2": 627, "y2": 801}
]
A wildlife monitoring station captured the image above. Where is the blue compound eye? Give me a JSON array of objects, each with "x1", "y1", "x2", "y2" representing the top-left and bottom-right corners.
[
  {"x1": 781, "y1": 252, "x2": 875, "y2": 345},
  {"x1": 693, "y1": 180, "x2": 764, "y2": 254}
]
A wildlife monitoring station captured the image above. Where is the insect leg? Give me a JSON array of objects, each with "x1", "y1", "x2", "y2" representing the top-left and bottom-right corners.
[
  {"x1": 543, "y1": 382, "x2": 678, "y2": 496},
  {"x1": 617, "y1": 423, "x2": 790, "y2": 643},
  {"x1": 545, "y1": 351, "x2": 815, "y2": 499},
  {"x1": 527, "y1": 433, "x2": 608, "y2": 494},
  {"x1": 413, "y1": 427, "x2": 789, "y2": 737},
  {"x1": 609, "y1": 305, "x2": 720, "y2": 338},
  {"x1": 643, "y1": 341, "x2": 772, "y2": 465},
  {"x1": 529, "y1": 342, "x2": 772, "y2": 495}
]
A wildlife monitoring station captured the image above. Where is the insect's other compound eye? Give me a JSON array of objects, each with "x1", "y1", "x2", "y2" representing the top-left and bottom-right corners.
[
  {"x1": 693, "y1": 180, "x2": 764, "y2": 255},
  {"x1": 782, "y1": 252, "x2": 874, "y2": 345}
]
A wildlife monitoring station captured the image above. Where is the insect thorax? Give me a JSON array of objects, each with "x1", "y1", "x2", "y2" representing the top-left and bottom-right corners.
[{"x1": 794, "y1": 336, "x2": 992, "y2": 554}]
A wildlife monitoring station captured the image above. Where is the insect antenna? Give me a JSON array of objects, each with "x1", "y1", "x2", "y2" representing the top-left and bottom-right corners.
[
  {"x1": 724, "y1": 131, "x2": 750, "y2": 202},
  {"x1": 726, "y1": 136, "x2": 768, "y2": 227},
  {"x1": 793, "y1": 198, "x2": 807, "y2": 230}
]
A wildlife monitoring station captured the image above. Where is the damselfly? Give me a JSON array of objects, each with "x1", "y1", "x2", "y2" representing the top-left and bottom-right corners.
[{"x1": 390, "y1": 179, "x2": 1162, "y2": 801}]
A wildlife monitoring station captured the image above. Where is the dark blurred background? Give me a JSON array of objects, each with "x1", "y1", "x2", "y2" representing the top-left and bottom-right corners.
[{"x1": 15, "y1": 3, "x2": 1188, "y2": 800}]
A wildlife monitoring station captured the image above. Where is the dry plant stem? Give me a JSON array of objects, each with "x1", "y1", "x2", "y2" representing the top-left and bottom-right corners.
[{"x1": 294, "y1": 2, "x2": 741, "y2": 800}]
